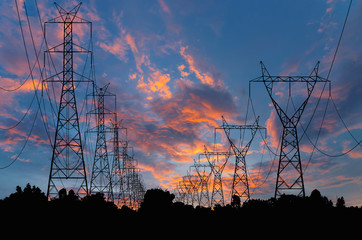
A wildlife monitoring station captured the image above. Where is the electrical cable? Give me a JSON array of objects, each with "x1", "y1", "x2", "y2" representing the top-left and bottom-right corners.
[
  {"x1": 321, "y1": 0, "x2": 362, "y2": 150},
  {"x1": 0, "y1": 92, "x2": 36, "y2": 131},
  {"x1": 0, "y1": 104, "x2": 40, "y2": 169},
  {"x1": 326, "y1": 0, "x2": 353, "y2": 80},
  {"x1": 22, "y1": 0, "x2": 54, "y2": 147},
  {"x1": 244, "y1": 87, "x2": 282, "y2": 190},
  {"x1": 296, "y1": 0, "x2": 362, "y2": 161},
  {"x1": 248, "y1": 92, "x2": 279, "y2": 156},
  {"x1": 0, "y1": 0, "x2": 50, "y2": 169}
]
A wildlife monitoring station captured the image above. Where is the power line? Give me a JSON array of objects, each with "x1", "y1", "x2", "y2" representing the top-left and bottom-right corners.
[
  {"x1": 296, "y1": 95, "x2": 362, "y2": 159},
  {"x1": 0, "y1": 104, "x2": 40, "y2": 170},
  {"x1": 0, "y1": 0, "x2": 52, "y2": 168},
  {"x1": 323, "y1": 0, "x2": 361, "y2": 149},
  {"x1": 326, "y1": 0, "x2": 353, "y2": 80},
  {"x1": 301, "y1": 0, "x2": 362, "y2": 158}
]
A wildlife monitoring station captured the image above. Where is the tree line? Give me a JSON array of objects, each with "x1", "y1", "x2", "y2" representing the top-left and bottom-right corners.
[{"x1": 1, "y1": 183, "x2": 360, "y2": 223}]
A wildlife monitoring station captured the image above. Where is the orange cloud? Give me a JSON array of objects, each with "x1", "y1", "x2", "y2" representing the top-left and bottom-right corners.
[
  {"x1": 117, "y1": 74, "x2": 239, "y2": 189},
  {"x1": 0, "y1": 76, "x2": 39, "y2": 93},
  {"x1": 138, "y1": 160, "x2": 177, "y2": 189},
  {"x1": 180, "y1": 46, "x2": 223, "y2": 88},
  {"x1": 265, "y1": 110, "x2": 280, "y2": 149},
  {"x1": 178, "y1": 64, "x2": 190, "y2": 77},
  {"x1": 137, "y1": 69, "x2": 172, "y2": 99}
]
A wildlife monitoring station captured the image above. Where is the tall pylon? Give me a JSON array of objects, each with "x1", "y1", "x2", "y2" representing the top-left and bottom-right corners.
[
  {"x1": 191, "y1": 159, "x2": 211, "y2": 207},
  {"x1": 109, "y1": 119, "x2": 122, "y2": 205},
  {"x1": 203, "y1": 146, "x2": 231, "y2": 207},
  {"x1": 250, "y1": 61, "x2": 330, "y2": 197},
  {"x1": 88, "y1": 83, "x2": 113, "y2": 200},
  {"x1": 45, "y1": 3, "x2": 92, "y2": 198},
  {"x1": 217, "y1": 116, "x2": 266, "y2": 202},
  {"x1": 117, "y1": 125, "x2": 146, "y2": 209}
]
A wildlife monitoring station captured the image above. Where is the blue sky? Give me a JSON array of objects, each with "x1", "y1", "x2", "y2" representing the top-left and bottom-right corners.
[{"x1": 0, "y1": 0, "x2": 362, "y2": 205}]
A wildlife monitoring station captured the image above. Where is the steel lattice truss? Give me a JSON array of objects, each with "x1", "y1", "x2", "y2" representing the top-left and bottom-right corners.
[
  {"x1": 191, "y1": 160, "x2": 211, "y2": 207},
  {"x1": 202, "y1": 146, "x2": 231, "y2": 207},
  {"x1": 45, "y1": 3, "x2": 91, "y2": 198},
  {"x1": 115, "y1": 129, "x2": 145, "y2": 209},
  {"x1": 88, "y1": 83, "x2": 114, "y2": 200},
  {"x1": 44, "y1": 3, "x2": 145, "y2": 204},
  {"x1": 250, "y1": 61, "x2": 330, "y2": 197},
  {"x1": 216, "y1": 116, "x2": 266, "y2": 203}
]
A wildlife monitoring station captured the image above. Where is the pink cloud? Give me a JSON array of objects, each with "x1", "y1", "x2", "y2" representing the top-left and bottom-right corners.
[
  {"x1": 99, "y1": 38, "x2": 128, "y2": 61},
  {"x1": 265, "y1": 110, "x2": 280, "y2": 149},
  {"x1": 180, "y1": 46, "x2": 224, "y2": 88},
  {"x1": 158, "y1": 0, "x2": 171, "y2": 15},
  {"x1": 125, "y1": 33, "x2": 139, "y2": 54},
  {"x1": 280, "y1": 59, "x2": 300, "y2": 75}
]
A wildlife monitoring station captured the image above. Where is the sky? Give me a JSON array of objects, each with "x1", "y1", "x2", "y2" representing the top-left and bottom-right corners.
[{"x1": 0, "y1": 0, "x2": 362, "y2": 206}]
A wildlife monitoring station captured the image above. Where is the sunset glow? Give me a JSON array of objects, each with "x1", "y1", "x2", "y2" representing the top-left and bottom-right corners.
[{"x1": 0, "y1": 0, "x2": 362, "y2": 206}]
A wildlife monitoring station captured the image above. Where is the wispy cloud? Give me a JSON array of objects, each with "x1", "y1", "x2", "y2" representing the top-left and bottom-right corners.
[
  {"x1": 158, "y1": 0, "x2": 171, "y2": 15},
  {"x1": 180, "y1": 46, "x2": 224, "y2": 88}
]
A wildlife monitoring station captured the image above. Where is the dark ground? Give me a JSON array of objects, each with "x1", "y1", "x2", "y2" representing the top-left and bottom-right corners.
[{"x1": 1, "y1": 184, "x2": 361, "y2": 234}]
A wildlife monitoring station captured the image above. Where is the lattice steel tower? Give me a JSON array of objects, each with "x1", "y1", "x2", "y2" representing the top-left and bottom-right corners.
[
  {"x1": 250, "y1": 61, "x2": 329, "y2": 197},
  {"x1": 191, "y1": 159, "x2": 211, "y2": 207},
  {"x1": 89, "y1": 83, "x2": 113, "y2": 200},
  {"x1": 217, "y1": 116, "x2": 266, "y2": 202},
  {"x1": 45, "y1": 3, "x2": 92, "y2": 197},
  {"x1": 203, "y1": 146, "x2": 231, "y2": 207}
]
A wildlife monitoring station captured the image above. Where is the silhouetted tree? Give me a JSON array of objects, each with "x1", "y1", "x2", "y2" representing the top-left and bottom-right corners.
[
  {"x1": 1, "y1": 183, "x2": 358, "y2": 225},
  {"x1": 231, "y1": 195, "x2": 241, "y2": 208},
  {"x1": 1, "y1": 183, "x2": 48, "y2": 217},
  {"x1": 119, "y1": 205, "x2": 136, "y2": 216},
  {"x1": 56, "y1": 188, "x2": 79, "y2": 201},
  {"x1": 336, "y1": 197, "x2": 345, "y2": 208},
  {"x1": 4, "y1": 183, "x2": 47, "y2": 203},
  {"x1": 58, "y1": 188, "x2": 67, "y2": 200},
  {"x1": 139, "y1": 188, "x2": 174, "y2": 214},
  {"x1": 82, "y1": 192, "x2": 118, "y2": 215},
  {"x1": 67, "y1": 189, "x2": 78, "y2": 201},
  {"x1": 242, "y1": 198, "x2": 273, "y2": 209},
  {"x1": 310, "y1": 189, "x2": 322, "y2": 199}
]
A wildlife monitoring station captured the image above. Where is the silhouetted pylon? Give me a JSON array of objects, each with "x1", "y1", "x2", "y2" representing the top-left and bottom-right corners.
[
  {"x1": 45, "y1": 3, "x2": 92, "y2": 198},
  {"x1": 250, "y1": 61, "x2": 330, "y2": 197}
]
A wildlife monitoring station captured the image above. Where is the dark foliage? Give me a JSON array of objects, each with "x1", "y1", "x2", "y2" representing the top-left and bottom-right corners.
[{"x1": 1, "y1": 184, "x2": 361, "y2": 230}]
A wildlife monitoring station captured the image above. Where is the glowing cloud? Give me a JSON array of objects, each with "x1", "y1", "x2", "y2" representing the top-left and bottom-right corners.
[
  {"x1": 180, "y1": 46, "x2": 223, "y2": 88},
  {"x1": 137, "y1": 69, "x2": 172, "y2": 99}
]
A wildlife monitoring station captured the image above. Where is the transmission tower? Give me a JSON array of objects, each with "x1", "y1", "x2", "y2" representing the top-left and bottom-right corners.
[
  {"x1": 189, "y1": 173, "x2": 202, "y2": 207},
  {"x1": 181, "y1": 175, "x2": 195, "y2": 206},
  {"x1": 45, "y1": 3, "x2": 92, "y2": 198},
  {"x1": 216, "y1": 116, "x2": 266, "y2": 202},
  {"x1": 175, "y1": 182, "x2": 186, "y2": 203},
  {"x1": 202, "y1": 146, "x2": 231, "y2": 207},
  {"x1": 109, "y1": 119, "x2": 122, "y2": 205},
  {"x1": 250, "y1": 61, "x2": 330, "y2": 197},
  {"x1": 88, "y1": 83, "x2": 114, "y2": 200},
  {"x1": 117, "y1": 130, "x2": 146, "y2": 209},
  {"x1": 191, "y1": 159, "x2": 211, "y2": 207}
]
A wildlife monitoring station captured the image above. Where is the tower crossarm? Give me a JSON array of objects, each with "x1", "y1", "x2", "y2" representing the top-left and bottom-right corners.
[
  {"x1": 250, "y1": 61, "x2": 330, "y2": 128},
  {"x1": 220, "y1": 116, "x2": 263, "y2": 157},
  {"x1": 202, "y1": 145, "x2": 231, "y2": 173}
]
